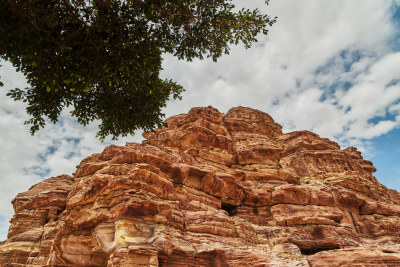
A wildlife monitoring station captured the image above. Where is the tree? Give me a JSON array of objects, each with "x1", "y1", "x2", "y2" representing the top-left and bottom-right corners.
[{"x1": 0, "y1": 0, "x2": 276, "y2": 140}]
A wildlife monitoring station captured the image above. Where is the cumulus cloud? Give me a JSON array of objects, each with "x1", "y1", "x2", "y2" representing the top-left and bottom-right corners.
[{"x1": 161, "y1": 1, "x2": 400, "y2": 146}]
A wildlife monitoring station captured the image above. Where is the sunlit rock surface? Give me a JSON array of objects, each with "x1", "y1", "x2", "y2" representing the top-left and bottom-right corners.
[{"x1": 1, "y1": 106, "x2": 400, "y2": 266}]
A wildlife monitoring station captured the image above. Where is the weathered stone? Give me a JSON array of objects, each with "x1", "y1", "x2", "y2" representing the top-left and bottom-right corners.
[
  {"x1": 1, "y1": 106, "x2": 400, "y2": 266},
  {"x1": 307, "y1": 246, "x2": 400, "y2": 266}
]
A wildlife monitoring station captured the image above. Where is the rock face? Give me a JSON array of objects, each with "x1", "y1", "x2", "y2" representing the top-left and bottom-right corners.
[{"x1": 1, "y1": 106, "x2": 400, "y2": 266}]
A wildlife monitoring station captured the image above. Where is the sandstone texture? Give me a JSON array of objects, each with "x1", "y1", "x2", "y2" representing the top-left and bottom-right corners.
[{"x1": 1, "y1": 106, "x2": 400, "y2": 266}]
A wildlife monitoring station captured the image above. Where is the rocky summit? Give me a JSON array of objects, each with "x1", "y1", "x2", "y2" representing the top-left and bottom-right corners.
[{"x1": 1, "y1": 106, "x2": 400, "y2": 267}]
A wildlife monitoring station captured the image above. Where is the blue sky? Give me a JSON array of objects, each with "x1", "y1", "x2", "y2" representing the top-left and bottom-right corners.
[
  {"x1": 371, "y1": 127, "x2": 400, "y2": 190},
  {"x1": 0, "y1": 0, "x2": 400, "y2": 241}
]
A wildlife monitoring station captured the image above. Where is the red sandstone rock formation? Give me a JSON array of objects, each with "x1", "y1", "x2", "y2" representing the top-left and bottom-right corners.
[{"x1": 1, "y1": 106, "x2": 400, "y2": 266}]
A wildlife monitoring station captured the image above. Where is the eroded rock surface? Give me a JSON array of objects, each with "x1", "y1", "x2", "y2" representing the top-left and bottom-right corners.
[{"x1": 1, "y1": 106, "x2": 400, "y2": 266}]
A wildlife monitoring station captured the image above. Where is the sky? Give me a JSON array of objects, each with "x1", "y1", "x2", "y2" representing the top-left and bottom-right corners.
[{"x1": 0, "y1": 0, "x2": 400, "y2": 240}]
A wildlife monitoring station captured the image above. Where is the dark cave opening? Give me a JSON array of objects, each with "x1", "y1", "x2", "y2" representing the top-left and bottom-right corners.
[
  {"x1": 299, "y1": 245, "x2": 340, "y2": 255},
  {"x1": 221, "y1": 202, "x2": 238, "y2": 216}
]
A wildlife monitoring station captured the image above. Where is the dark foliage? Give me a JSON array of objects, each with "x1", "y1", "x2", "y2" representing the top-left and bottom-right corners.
[{"x1": 0, "y1": 0, "x2": 276, "y2": 140}]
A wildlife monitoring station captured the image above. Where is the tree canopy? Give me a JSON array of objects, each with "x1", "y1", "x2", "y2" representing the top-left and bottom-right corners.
[{"x1": 0, "y1": 0, "x2": 276, "y2": 140}]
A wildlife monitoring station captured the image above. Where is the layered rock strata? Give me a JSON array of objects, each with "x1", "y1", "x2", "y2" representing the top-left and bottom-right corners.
[{"x1": 1, "y1": 106, "x2": 400, "y2": 266}]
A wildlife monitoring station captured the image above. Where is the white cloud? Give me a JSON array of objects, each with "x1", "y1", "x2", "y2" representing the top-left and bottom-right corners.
[
  {"x1": 163, "y1": 0, "x2": 400, "y2": 143},
  {"x1": 389, "y1": 102, "x2": 400, "y2": 113}
]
